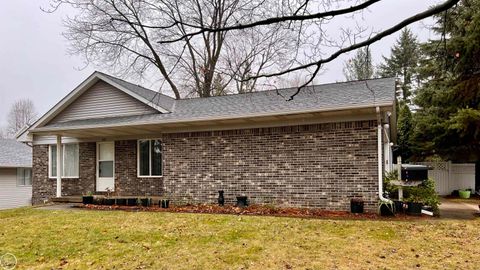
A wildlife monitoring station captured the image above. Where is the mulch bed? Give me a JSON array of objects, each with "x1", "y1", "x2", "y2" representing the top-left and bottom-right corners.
[{"x1": 78, "y1": 203, "x2": 432, "y2": 220}]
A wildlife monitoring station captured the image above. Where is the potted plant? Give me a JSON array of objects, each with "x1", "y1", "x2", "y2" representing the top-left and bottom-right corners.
[
  {"x1": 127, "y1": 198, "x2": 138, "y2": 206},
  {"x1": 160, "y1": 199, "x2": 170, "y2": 208},
  {"x1": 350, "y1": 198, "x2": 364, "y2": 214},
  {"x1": 405, "y1": 198, "x2": 423, "y2": 216},
  {"x1": 102, "y1": 187, "x2": 115, "y2": 205},
  {"x1": 139, "y1": 197, "x2": 151, "y2": 207},
  {"x1": 378, "y1": 200, "x2": 395, "y2": 216},
  {"x1": 393, "y1": 200, "x2": 405, "y2": 214},
  {"x1": 236, "y1": 196, "x2": 248, "y2": 207},
  {"x1": 104, "y1": 197, "x2": 115, "y2": 205},
  {"x1": 404, "y1": 179, "x2": 440, "y2": 216},
  {"x1": 116, "y1": 198, "x2": 127, "y2": 206},
  {"x1": 405, "y1": 186, "x2": 424, "y2": 216},
  {"x1": 82, "y1": 191, "x2": 94, "y2": 205},
  {"x1": 459, "y1": 189, "x2": 471, "y2": 199}
]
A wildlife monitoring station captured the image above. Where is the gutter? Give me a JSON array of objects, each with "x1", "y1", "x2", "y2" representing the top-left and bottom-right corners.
[
  {"x1": 376, "y1": 106, "x2": 392, "y2": 203},
  {"x1": 31, "y1": 102, "x2": 394, "y2": 133}
]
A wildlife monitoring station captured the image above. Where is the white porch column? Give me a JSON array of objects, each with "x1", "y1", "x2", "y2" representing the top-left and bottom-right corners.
[{"x1": 56, "y1": 135, "x2": 62, "y2": 197}]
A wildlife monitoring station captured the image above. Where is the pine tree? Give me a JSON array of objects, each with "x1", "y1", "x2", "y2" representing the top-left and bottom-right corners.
[
  {"x1": 412, "y1": 0, "x2": 480, "y2": 162},
  {"x1": 343, "y1": 47, "x2": 374, "y2": 81},
  {"x1": 397, "y1": 103, "x2": 413, "y2": 161},
  {"x1": 379, "y1": 28, "x2": 420, "y2": 103}
]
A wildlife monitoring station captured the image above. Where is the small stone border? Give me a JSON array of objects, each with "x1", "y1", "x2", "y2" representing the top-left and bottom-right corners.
[{"x1": 77, "y1": 204, "x2": 432, "y2": 220}]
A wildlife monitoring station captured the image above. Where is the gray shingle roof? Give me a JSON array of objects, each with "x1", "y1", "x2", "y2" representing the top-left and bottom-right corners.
[
  {"x1": 37, "y1": 76, "x2": 396, "y2": 130},
  {"x1": 98, "y1": 72, "x2": 176, "y2": 111},
  {"x1": 0, "y1": 139, "x2": 32, "y2": 167}
]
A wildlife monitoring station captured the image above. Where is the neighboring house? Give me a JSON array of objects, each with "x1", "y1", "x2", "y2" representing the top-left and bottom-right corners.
[
  {"x1": 0, "y1": 139, "x2": 32, "y2": 209},
  {"x1": 18, "y1": 71, "x2": 396, "y2": 212}
]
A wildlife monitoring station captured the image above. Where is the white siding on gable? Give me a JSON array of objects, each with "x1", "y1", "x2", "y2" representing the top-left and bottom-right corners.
[
  {"x1": 0, "y1": 168, "x2": 32, "y2": 209},
  {"x1": 50, "y1": 81, "x2": 158, "y2": 124}
]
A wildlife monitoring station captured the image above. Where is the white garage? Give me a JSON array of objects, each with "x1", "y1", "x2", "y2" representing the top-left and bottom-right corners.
[{"x1": 0, "y1": 139, "x2": 32, "y2": 210}]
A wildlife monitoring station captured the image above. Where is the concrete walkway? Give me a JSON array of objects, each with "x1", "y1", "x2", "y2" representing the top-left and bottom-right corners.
[
  {"x1": 34, "y1": 203, "x2": 84, "y2": 211},
  {"x1": 439, "y1": 198, "x2": 479, "y2": 220}
]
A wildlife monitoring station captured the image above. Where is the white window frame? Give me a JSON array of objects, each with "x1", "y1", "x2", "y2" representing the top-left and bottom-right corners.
[
  {"x1": 137, "y1": 139, "x2": 163, "y2": 178},
  {"x1": 17, "y1": 167, "x2": 32, "y2": 186},
  {"x1": 48, "y1": 144, "x2": 80, "y2": 179}
]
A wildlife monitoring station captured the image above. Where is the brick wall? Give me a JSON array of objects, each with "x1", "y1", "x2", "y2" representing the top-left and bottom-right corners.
[
  {"x1": 32, "y1": 120, "x2": 379, "y2": 211},
  {"x1": 32, "y1": 142, "x2": 96, "y2": 204},
  {"x1": 162, "y1": 120, "x2": 379, "y2": 212},
  {"x1": 114, "y1": 140, "x2": 163, "y2": 196}
]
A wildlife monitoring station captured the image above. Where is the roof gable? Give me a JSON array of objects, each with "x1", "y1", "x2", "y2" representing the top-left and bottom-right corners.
[
  {"x1": 49, "y1": 80, "x2": 158, "y2": 124},
  {"x1": 32, "y1": 72, "x2": 172, "y2": 129}
]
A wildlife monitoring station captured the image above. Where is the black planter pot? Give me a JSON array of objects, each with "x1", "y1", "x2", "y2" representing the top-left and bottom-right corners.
[
  {"x1": 407, "y1": 202, "x2": 423, "y2": 216},
  {"x1": 236, "y1": 196, "x2": 248, "y2": 207},
  {"x1": 350, "y1": 199, "x2": 364, "y2": 214},
  {"x1": 140, "y1": 198, "x2": 151, "y2": 207},
  {"x1": 218, "y1": 191, "x2": 225, "y2": 206},
  {"x1": 116, "y1": 198, "x2": 127, "y2": 206},
  {"x1": 394, "y1": 201, "x2": 404, "y2": 214},
  {"x1": 104, "y1": 198, "x2": 115, "y2": 206},
  {"x1": 94, "y1": 197, "x2": 104, "y2": 205},
  {"x1": 380, "y1": 204, "x2": 395, "y2": 216},
  {"x1": 126, "y1": 198, "x2": 138, "y2": 206},
  {"x1": 82, "y1": 196, "x2": 94, "y2": 205},
  {"x1": 161, "y1": 199, "x2": 170, "y2": 208}
]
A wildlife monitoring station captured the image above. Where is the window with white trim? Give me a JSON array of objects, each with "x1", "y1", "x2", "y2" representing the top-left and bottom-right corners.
[
  {"x1": 17, "y1": 168, "x2": 32, "y2": 186},
  {"x1": 138, "y1": 139, "x2": 162, "y2": 177},
  {"x1": 49, "y1": 144, "x2": 79, "y2": 178}
]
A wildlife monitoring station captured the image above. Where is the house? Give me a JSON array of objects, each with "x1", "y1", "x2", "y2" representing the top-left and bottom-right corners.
[
  {"x1": 18, "y1": 71, "x2": 396, "y2": 212},
  {"x1": 0, "y1": 139, "x2": 32, "y2": 209}
]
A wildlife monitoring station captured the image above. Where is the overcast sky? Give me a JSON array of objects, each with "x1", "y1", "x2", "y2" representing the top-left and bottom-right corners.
[{"x1": 0, "y1": 0, "x2": 440, "y2": 129}]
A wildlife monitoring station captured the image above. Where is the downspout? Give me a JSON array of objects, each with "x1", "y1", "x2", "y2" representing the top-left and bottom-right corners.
[{"x1": 376, "y1": 107, "x2": 392, "y2": 203}]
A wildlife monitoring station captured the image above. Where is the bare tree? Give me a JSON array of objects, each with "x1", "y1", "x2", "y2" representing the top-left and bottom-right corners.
[
  {"x1": 223, "y1": 25, "x2": 295, "y2": 93},
  {"x1": 0, "y1": 127, "x2": 7, "y2": 139},
  {"x1": 46, "y1": 0, "x2": 296, "y2": 98},
  {"x1": 6, "y1": 99, "x2": 37, "y2": 138},
  {"x1": 46, "y1": 0, "x2": 459, "y2": 100},
  {"x1": 161, "y1": 0, "x2": 460, "y2": 100}
]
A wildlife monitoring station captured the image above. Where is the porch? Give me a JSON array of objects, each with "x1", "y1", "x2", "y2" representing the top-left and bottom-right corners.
[{"x1": 32, "y1": 139, "x2": 164, "y2": 205}]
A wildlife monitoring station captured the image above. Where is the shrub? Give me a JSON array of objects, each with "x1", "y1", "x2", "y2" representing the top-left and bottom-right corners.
[
  {"x1": 405, "y1": 179, "x2": 440, "y2": 214},
  {"x1": 384, "y1": 170, "x2": 399, "y2": 198}
]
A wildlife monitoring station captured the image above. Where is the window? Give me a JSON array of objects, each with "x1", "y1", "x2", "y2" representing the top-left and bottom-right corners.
[
  {"x1": 17, "y1": 168, "x2": 32, "y2": 186},
  {"x1": 138, "y1": 139, "x2": 162, "y2": 177},
  {"x1": 49, "y1": 144, "x2": 79, "y2": 178}
]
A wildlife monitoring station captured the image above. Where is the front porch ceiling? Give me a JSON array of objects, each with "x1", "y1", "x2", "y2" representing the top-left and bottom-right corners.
[{"x1": 32, "y1": 106, "x2": 388, "y2": 140}]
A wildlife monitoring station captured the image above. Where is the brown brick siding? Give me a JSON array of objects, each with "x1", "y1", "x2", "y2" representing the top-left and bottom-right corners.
[
  {"x1": 162, "y1": 120, "x2": 379, "y2": 212},
  {"x1": 114, "y1": 140, "x2": 164, "y2": 196},
  {"x1": 32, "y1": 141, "x2": 164, "y2": 204},
  {"x1": 32, "y1": 142, "x2": 97, "y2": 204},
  {"x1": 32, "y1": 120, "x2": 379, "y2": 211}
]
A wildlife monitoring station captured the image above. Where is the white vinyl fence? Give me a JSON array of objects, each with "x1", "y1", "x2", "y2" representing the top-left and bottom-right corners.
[{"x1": 415, "y1": 161, "x2": 476, "y2": 195}]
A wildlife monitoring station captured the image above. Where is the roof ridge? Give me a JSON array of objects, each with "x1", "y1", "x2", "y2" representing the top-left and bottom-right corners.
[
  {"x1": 177, "y1": 77, "x2": 396, "y2": 101},
  {"x1": 95, "y1": 71, "x2": 176, "y2": 101},
  {"x1": 95, "y1": 71, "x2": 395, "y2": 102}
]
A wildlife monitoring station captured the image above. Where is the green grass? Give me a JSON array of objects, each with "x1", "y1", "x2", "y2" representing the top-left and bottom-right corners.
[{"x1": 0, "y1": 208, "x2": 479, "y2": 269}]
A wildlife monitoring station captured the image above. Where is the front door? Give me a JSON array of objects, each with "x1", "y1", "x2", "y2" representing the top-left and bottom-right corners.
[{"x1": 97, "y1": 142, "x2": 115, "y2": 192}]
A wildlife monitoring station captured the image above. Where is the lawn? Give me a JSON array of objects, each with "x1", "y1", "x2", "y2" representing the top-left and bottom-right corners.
[{"x1": 0, "y1": 208, "x2": 479, "y2": 269}]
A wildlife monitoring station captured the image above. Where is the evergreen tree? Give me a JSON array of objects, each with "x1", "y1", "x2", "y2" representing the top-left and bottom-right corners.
[
  {"x1": 343, "y1": 47, "x2": 374, "y2": 81},
  {"x1": 397, "y1": 103, "x2": 413, "y2": 161},
  {"x1": 379, "y1": 28, "x2": 420, "y2": 103},
  {"x1": 412, "y1": 0, "x2": 480, "y2": 162}
]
